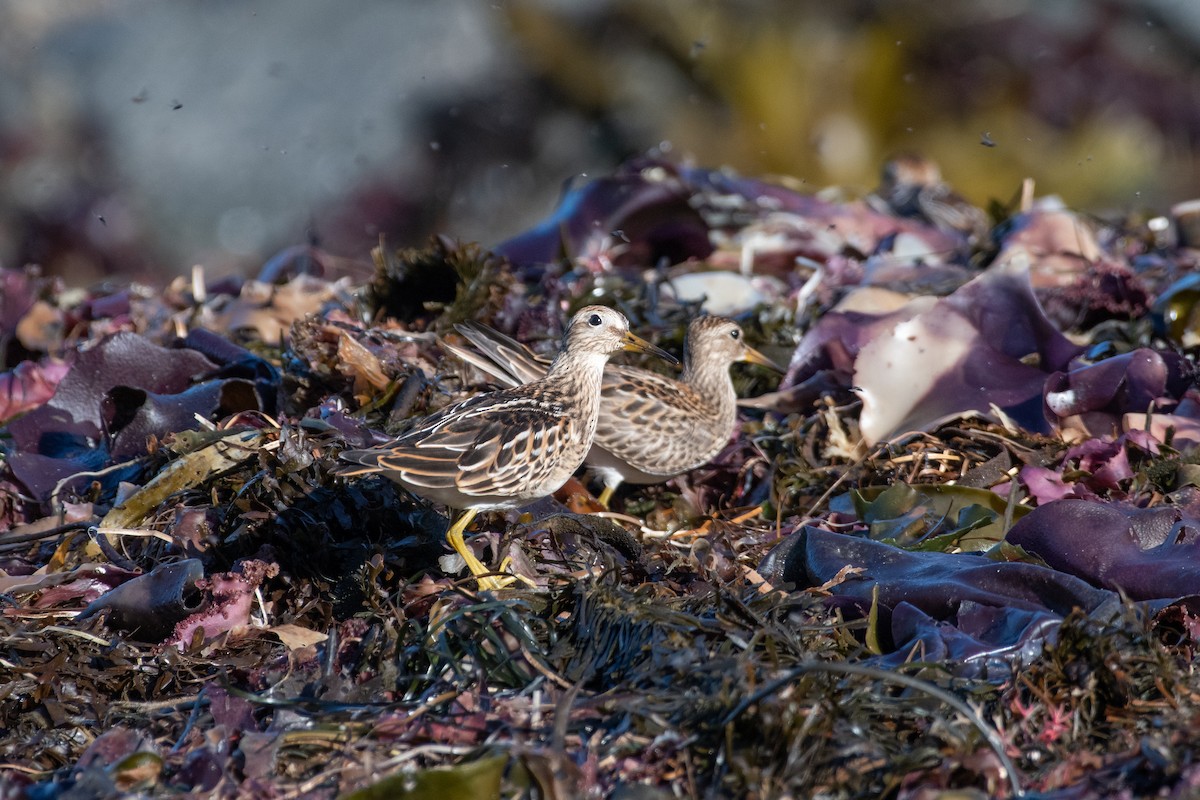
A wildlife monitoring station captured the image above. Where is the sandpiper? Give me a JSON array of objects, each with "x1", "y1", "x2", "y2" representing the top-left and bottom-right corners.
[
  {"x1": 340, "y1": 305, "x2": 675, "y2": 589},
  {"x1": 444, "y1": 315, "x2": 780, "y2": 508}
]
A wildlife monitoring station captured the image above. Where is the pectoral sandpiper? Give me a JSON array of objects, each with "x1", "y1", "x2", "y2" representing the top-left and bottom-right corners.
[
  {"x1": 339, "y1": 305, "x2": 675, "y2": 589},
  {"x1": 444, "y1": 315, "x2": 780, "y2": 508}
]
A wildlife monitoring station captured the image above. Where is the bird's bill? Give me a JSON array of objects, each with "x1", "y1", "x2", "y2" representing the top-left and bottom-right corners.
[
  {"x1": 621, "y1": 331, "x2": 679, "y2": 365},
  {"x1": 740, "y1": 346, "x2": 783, "y2": 371}
]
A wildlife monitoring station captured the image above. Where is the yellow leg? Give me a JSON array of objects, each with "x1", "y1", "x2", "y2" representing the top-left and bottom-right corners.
[
  {"x1": 597, "y1": 485, "x2": 616, "y2": 510},
  {"x1": 496, "y1": 555, "x2": 538, "y2": 588},
  {"x1": 444, "y1": 508, "x2": 512, "y2": 590}
]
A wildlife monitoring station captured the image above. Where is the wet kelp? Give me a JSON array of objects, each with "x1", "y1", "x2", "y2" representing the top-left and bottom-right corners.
[{"x1": 5, "y1": 158, "x2": 1200, "y2": 797}]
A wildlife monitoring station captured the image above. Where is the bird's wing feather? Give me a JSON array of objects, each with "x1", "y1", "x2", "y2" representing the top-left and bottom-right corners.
[
  {"x1": 445, "y1": 323, "x2": 551, "y2": 387},
  {"x1": 593, "y1": 368, "x2": 725, "y2": 473},
  {"x1": 341, "y1": 392, "x2": 575, "y2": 497}
]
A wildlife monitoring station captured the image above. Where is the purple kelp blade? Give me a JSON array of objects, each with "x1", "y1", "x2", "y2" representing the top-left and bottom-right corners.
[{"x1": 760, "y1": 525, "x2": 1126, "y2": 678}]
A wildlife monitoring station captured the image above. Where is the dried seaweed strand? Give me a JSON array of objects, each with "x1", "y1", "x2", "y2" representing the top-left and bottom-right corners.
[
  {"x1": 49, "y1": 456, "x2": 147, "y2": 510},
  {"x1": 723, "y1": 660, "x2": 1024, "y2": 798},
  {"x1": 170, "y1": 686, "x2": 209, "y2": 753},
  {"x1": 92, "y1": 525, "x2": 175, "y2": 544},
  {"x1": 39, "y1": 625, "x2": 110, "y2": 646},
  {"x1": 0, "y1": 521, "x2": 91, "y2": 553},
  {"x1": 802, "y1": 443, "x2": 879, "y2": 518}
]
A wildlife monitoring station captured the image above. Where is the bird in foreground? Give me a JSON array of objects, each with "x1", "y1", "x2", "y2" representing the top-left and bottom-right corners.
[
  {"x1": 339, "y1": 306, "x2": 675, "y2": 590},
  {"x1": 443, "y1": 315, "x2": 781, "y2": 509}
]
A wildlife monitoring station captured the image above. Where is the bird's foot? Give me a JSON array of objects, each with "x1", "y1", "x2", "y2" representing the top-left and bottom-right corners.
[
  {"x1": 472, "y1": 557, "x2": 537, "y2": 590},
  {"x1": 473, "y1": 570, "x2": 515, "y2": 591}
]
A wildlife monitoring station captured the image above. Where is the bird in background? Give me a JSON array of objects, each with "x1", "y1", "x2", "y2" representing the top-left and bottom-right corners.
[
  {"x1": 443, "y1": 314, "x2": 781, "y2": 509},
  {"x1": 870, "y1": 152, "x2": 990, "y2": 243},
  {"x1": 339, "y1": 305, "x2": 675, "y2": 590}
]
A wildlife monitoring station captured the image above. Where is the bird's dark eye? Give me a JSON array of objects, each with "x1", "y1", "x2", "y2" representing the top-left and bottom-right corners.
[
  {"x1": 588, "y1": 313, "x2": 603, "y2": 327},
  {"x1": 730, "y1": 328, "x2": 741, "y2": 340}
]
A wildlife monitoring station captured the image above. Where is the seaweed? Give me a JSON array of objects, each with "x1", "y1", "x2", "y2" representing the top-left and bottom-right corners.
[{"x1": 6, "y1": 156, "x2": 1200, "y2": 799}]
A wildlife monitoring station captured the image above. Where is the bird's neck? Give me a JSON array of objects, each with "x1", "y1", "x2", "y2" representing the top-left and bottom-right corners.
[
  {"x1": 547, "y1": 347, "x2": 607, "y2": 378},
  {"x1": 682, "y1": 354, "x2": 737, "y2": 416},
  {"x1": 545, "y1": 350, "x2": 609, "y2": 407},
  {"x1": 543, "y1": 350, "x2": 607, "y2": 447}
]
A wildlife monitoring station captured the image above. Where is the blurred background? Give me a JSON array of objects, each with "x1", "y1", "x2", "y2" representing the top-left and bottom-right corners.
[{"x1": 2, "y1": 0, "x2": 1199, "y2": 284}]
